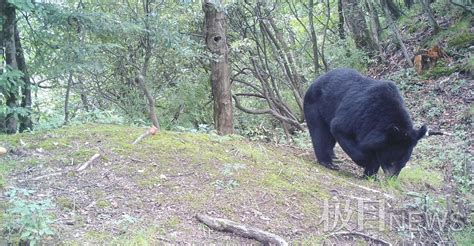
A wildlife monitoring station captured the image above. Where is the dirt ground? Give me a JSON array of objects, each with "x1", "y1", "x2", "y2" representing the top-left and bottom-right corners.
[{"x1": 1, "y1": 124, "x2": 468, "y2": 245}]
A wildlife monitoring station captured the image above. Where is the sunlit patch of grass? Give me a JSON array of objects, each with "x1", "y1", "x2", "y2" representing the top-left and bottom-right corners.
[
  {"x1": 398, "y1": 166, "x2": 442, "y2": 188},
  {"x1": 453, "y1": 226, "x2": 474, "y2": 246},
  {"x1": 110, "y1": 227, "x2": 159, "y2": 245}
]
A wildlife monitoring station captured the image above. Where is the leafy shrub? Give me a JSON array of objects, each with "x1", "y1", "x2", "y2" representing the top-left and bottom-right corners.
[{"x1": 2, "y1": 188, "x2": 55, "y2": 245}]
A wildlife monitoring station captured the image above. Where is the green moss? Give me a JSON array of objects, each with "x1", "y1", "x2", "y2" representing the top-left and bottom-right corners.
[
  {"x1": 163, "y1": 216, "x2": 181, "y2": 230},
  {"x1": 96, "y1": 199, "x2": 110, "y2": 208},
  {"x1": 84, "y1": 230, "x2": 109, "y2": 243},
  {"x1": 56, "y1": 196, "x2": 75, "y2": 210},
  {"x1": 453, "y1": 226, "x2": 474, "y2": 246},
  {"x1": 399, "y1": 166, "x2": 442, "y2": 188},
  {"x1": 448, "y1": 32, "x2": 474, "y2": 49},
  {"x1": 177, "y1": 190, "x2": 211, "y2": 210},
  {"x1": 423, "y1": 62, "x2": 461, "y2": 78},
  {"x1": 110, "y1": 227, "x2": 159, "y2": 245}
]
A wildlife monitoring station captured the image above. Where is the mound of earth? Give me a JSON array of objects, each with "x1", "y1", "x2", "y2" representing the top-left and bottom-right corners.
[{"x1": 0, "y1": 124, "x2": 459, "y2": 244}]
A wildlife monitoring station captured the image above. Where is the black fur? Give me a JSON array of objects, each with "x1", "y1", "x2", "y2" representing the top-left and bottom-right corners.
[{"x1": 304, "y1": 68, "x2": 426, "y2": 177}]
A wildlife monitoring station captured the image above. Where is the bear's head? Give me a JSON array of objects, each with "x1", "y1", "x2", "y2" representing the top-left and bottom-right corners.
[{"x1": 378, "y1": 125, "x2": 427, "y2": 177}]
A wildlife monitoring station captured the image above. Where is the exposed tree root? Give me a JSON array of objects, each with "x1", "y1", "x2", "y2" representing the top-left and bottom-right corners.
[{"x1": 196, "y1": 214, "x2": 288, "y2": 246}]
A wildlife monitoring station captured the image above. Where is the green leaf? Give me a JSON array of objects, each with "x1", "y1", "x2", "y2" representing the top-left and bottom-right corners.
[{"x1": 7, "y1": 0, "x2": 35, "y2": 12}]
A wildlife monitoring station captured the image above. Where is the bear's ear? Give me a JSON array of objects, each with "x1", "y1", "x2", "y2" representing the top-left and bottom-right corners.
[{"x1": 416, "y1": 125, "x2": 428, "y2": 140}]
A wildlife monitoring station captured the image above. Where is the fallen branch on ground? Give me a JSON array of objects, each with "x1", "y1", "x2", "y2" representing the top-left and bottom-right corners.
[
  {"x1": 30, "y1": 172, "x2": 63, "y2": 181},
  {"x1": 328, "y1": 231, "x2": 391, "y2": 246},
  {"x1": 77, "y1": 153, "x2": 101, "y2": 172},
  {"x1": 18, "y1": 172, "x2": 63, "y2": 183},
  {"x1": 427, "y1": 129, "x2": 452, "y2": 136},
  {"x1": 196, "y1": 214, "x2": 288, "y2": 246},
  {"x1": 132, "y1": 126, "x2": 158, "y2": 145},
  {"x1": 344, "y1": 181, "x2": 394, "y2": 200}
]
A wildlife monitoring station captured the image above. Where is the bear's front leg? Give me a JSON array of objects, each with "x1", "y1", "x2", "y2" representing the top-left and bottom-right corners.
[
  {"x1": 332, "y1": 132, "x2": 366, "y2": 163},
  {"x1": 363, "y1": 162, "x2": 380, "y2": 179}
]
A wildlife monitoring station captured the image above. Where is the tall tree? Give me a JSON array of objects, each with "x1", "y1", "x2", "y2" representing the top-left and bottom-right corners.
[
  {"x1": 1, "y1": 0, "x2": 19, "y2": 133},
  {"x1": 365, "y1": 0, "x2": 384, "y2": 58},
  {"x1": 381, "y1": 0, "x2": 413, "y2": 67},
  {"x1": 15, "y1": 25, "x2": 32, "y2": 132},
  {"x1": 308, "y1": 0, "x2": 320, "y2": 73},
  {"x1": 341, "y1": 0, "x2": 377, "y2": 54},
  {"x1": 420, "y1": 0, "x2": 440, "y2": 33},
  {"x1": 386, "y1": 0, "x2": 403, "y2": 19},
  {"x1": 337, "y1": 0, "x2": 345, "y2": 39},
  {"x1": 203, "y1": 0, "x2": 233, "y2": 135}
]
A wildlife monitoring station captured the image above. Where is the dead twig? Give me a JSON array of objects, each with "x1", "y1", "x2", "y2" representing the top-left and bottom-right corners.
[
  {"x1": 328, "y1": 231, "x2": 392, "y2": 246},
  {"x1": 427, "y1": 130, "x2": 452, "y2": 136},
  {"x1": 196, "y1": 214, "x2": 288, "y2": 246},
  {"x1": 18, "y1": 172, "x2": 63, "y2": 183},
  {"x1": 76, "y1": 153, "x2": 101, "y2": 172},
  {"x1": 132, "y1": 127, "x2": 158, "y2": 145}
]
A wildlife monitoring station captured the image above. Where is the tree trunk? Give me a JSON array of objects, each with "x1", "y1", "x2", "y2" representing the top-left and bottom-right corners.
[
  {"x1": 337, "y1": 0, "x2": 345, "y2": 39},
  {"x1": 64, "y1": 72, "x2": 73, "y2": 124},
  {"x1": 381, "y1": 0, "x2": 413, "y2": 67},
  {"x1": 365, "y1": 0, "x2": 384, "y2": 58},
  {"x1": 203, "y1": 0, "x2": 233, "y2": 135},
  {"x1": 420, "y1": 0, "x2": 440, "y2": 33},
  {"x1": 1, "y1": 0, "x2": 18, "y2": 134},
  {"x1": 386, "y1": 0, "x2": 403, "y2": 19},
  {"x1": 320, "y1": 0, "x2": 330, "y2": 72},
  {"x1": 308, "y1": 0, "x2": 319, "y2": 74},
  {"x1": 341, "y1": 0, "x2": 377, "y2": 54},
  {"x1": 15, "y1": 25, "x2": 33, "y2": 132}
]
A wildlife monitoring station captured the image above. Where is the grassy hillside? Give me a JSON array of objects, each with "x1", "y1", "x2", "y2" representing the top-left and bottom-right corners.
[{"x1": 0, "y1": 124, "x2": 471, "y2": 244}]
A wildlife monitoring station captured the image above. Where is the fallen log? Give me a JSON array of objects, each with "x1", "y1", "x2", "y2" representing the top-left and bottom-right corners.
[{"x1": 196, "y1": 213, "x2": 288, "y2": 246}]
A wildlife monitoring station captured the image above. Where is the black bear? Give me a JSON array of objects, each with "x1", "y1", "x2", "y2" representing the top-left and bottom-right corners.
[{"x1": 304, "y1": 68, "x2": 427, "y2": 177}]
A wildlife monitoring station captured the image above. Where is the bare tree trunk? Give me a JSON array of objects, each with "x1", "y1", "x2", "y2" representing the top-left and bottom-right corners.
[
  {"x1": 386, "y1": 0, "x2": 403, "y2": 19},
  {"x1": 337, "y1": 0, "x2": 345, "y2": 39},
  {"x1": 365, "y1": 0, "x2": 385, "y2": 59},
  {"x1": 320, "y1": 0, "x2": 331, "y2": 72},
  {"x1": 381, "y1": 0, "x2": 413, "y2": 67},
  {"x1": 15, "y1": 25, "x2": 32, "y2": 132},
  {"x1": 308, "y1": 0, "x2": 319, "y2": 74},
  {"x1": 64, "y1": 72, "x2": 73, "y2": 124},
  {"x1": 135, "y1": 75, "x2": 160, "y2": 129},
  {"x1": 1, "y1": 0, "x2": 18, "y2": 134},
  {"x1": 203, "y1": 0, "x2": 233, "y2": 135},
  {"x1": 137, "y1": 0, "x2": 160, "y2": 130},
  {"x1": 341, "y1": 0, "x2": 377, "y2": 54},
  {"x1": 420, "y1": 0, "x2": 440, "y2": 33}
]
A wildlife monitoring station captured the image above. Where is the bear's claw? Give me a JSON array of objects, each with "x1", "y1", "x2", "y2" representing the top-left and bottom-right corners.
[{"x1": 320, "y1": 162, "x2": 340, "y2": 170}]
